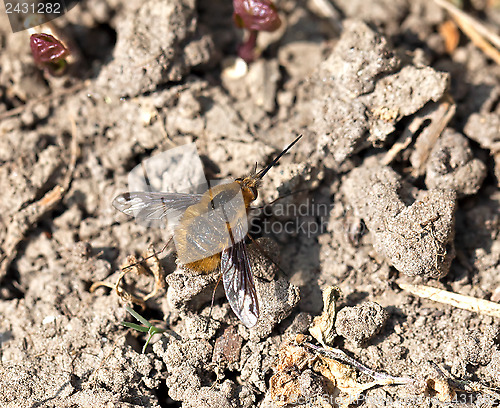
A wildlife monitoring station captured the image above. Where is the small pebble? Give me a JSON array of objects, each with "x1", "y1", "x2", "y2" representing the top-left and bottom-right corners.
[{"x1": 335, "y1": 301, "x2": 389, "y2": 345}]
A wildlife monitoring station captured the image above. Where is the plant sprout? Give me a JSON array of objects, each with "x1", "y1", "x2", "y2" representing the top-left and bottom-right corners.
[
  {"x1": 121, "y1": 306, "x2": 165, "y2": 353},
  {"x1": 30, "y1": 33, "x2": 70, "y2": 75},
  {"x1": 233, "y1": 0, "x2": 281, "y2": 62}
]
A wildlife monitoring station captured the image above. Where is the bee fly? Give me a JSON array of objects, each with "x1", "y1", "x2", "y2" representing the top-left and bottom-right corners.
[{"x1": 112, "y1": 135, "x2": 302, "y2": 328}]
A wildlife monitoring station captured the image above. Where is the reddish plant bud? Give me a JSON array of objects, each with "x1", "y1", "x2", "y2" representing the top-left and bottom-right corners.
[
  {"x1": 238, "y1": 30, "x2": 258, "y2": 63},
  {"x1": 30, "y1": 33, "x2": 69, "y2": 65},
  {"x1": 233, "y1": 0, "x2": 281, "y2": 32}
]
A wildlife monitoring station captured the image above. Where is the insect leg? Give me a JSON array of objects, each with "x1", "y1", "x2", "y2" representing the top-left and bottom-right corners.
[
  {"x1": 121, "y1": 236, "x2": 173, "y2": 271},
  {"x1": 205, "y1": 271, "x2": 224, "y2": 332}
]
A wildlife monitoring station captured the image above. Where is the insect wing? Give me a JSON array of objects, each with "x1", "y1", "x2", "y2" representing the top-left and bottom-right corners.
[
  {"x1": 113, "y1": 192, "x2": 203, "y2": 224},
  {"x1": 222, "y1": 240, "x2": 259, "y2": 328}
]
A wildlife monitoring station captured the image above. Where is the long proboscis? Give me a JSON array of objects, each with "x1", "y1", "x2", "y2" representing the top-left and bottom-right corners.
[{"x1": 254, "y1": 135, "x2": 302, "y2": 180}]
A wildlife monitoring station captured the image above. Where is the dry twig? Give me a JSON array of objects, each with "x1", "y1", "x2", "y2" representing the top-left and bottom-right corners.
[
  {"x1": 433, "y1": 0, "x2": 500, "y2": 65},
  {"x1": 90, "y1": 246, "x2": 167, "y2": 306},
  {"x1": 398, "y1": 282, "x2": 500, "y2": 318},
  {"x1": 410, "y1": 95, "x2": 456, "y2": 177},
  {"x1": 307, "y1": 0, "x2": 342, "y2": 32},
  {"x1": 382, "y1": 95, "x2": 455, "y2": 168},
  {"x1": 0, "y1": 116, "x2": 79, "y2": 281}
]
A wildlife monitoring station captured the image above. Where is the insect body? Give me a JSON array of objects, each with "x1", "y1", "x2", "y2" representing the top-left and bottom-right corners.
[{"x1": 113, "y1": 135, "x2": 301, "y2": 328}]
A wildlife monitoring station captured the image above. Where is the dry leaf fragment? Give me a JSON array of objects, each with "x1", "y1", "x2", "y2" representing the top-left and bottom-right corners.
[
  {"x1": 309, "y1": 286, "x2": 342, "y2": 346},
  {"x1": 430, "y1": 360, "x2": 500, "y2": 400},
  {"x1": 269, "y1": 370, "x2": 302, "y2": 406},
  {"x1": 439, "y1": 20, "x2": 460, "y2": 54},
  {"x1": 270, "y1": 340, "x2": 328, "y2": 406},
  {"x1": 270, "y1": 336, "x2": 413, "y2": 408},
  {"x1": 426, "y1": 377, "x2": 456, "y2": 402}
]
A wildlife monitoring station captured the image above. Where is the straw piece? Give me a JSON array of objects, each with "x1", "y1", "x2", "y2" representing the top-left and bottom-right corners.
[
  {"x1": 433, "y1": 0, "x2": 500, "y2": 65},
  {"x1": 398, "y1": 282, "x2": 500, "y2": 318}
]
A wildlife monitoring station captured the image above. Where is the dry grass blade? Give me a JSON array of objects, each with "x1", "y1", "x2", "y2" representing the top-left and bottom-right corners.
[
  {"x1": 433, "y1": 0, "x2": 500, "y2": 65},
  {"x1": 410, "y1": 95, "x2": 456, "y2": 177},
  {"x1": 302, "y1": 341, "x2": 414, "y2": 384},
  {"x1": 381, "y1": 124, "x2": 417, "y2": 166},
  {"x1": 382, "y1": 95, "x2": 456, "y2": 168},
  {"x1": 0, "y1": 186, "x2": 64, "y2": 281},
  {"x1": 307, "y1": 0, "x2": 343, "y2": 32},
  {"x1": 0, "y1": 117, "x2": 79, "y2": 282},
  {"x1": 398, "y1": 282, "x2": 500, "y2": 318},
  {"x1": 65, "y1": 114, "x2": 80, "y2": 189}
]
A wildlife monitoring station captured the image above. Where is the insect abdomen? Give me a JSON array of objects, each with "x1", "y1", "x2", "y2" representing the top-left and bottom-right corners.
[{"x1": 184, "y1": 253, "x2": 222, "y2": 273}]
